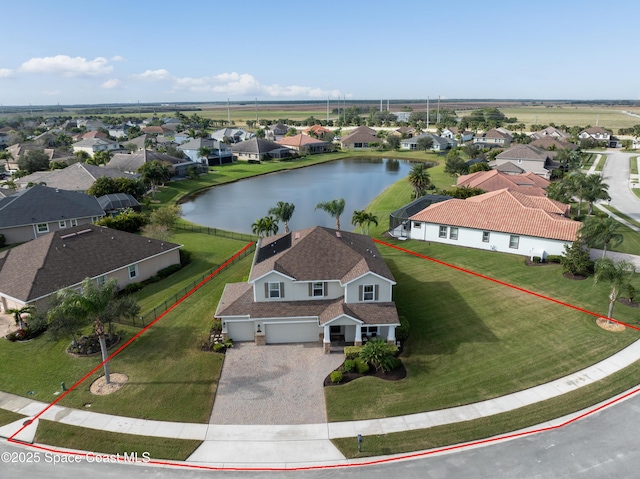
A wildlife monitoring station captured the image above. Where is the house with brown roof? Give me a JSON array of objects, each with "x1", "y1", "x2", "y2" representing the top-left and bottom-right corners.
[
  {"x1": 409, "y1": 189, "x2": 580, "y2": 259},
  {"x1": 473, "y1": 128, "x2": 513, "y2": 148},
  {"x1": 530, "y1": 126, "x2": 571, "y2": 141},
  {"x1": 302, "y1": 124, "x2": 332, "y2": 137},
  {"x1": 457, "y1": 170, "x2": 550, "y2": 197},
  {"x1": 276, "y1": 134, "x2": 333, "y2": 154},
  {"x1": 494, "y1": 144, "x2": 559, "y2": 179},
  {"x1": 0, "y1": 224, "x2": 181, "y2": 313},
  {"x1": 578, "y1": 126, "x2": 611, "y2": 142},
  {"x1": 529, "y1": 137, "x2": 578, "y2": 151},
  {"x1": 231, "y1": 138, "x2": 293, "y2": 161},
  {"x1": 215, "y1": 226, "x2": 399, "y2": 352},
  {"x1": 339, "y1": 126, "x2": 380, "y2": 149}
]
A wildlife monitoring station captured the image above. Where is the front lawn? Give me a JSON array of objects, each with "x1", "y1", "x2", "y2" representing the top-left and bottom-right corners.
[{"x1": 325, "y1": 240, "x2": 640, "y2": 422}]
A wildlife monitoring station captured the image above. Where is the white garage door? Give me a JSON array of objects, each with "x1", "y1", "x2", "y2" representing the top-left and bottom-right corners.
[
  {"x1": 226, "y1": 321, "x2": 254, "y2": 342},
  {"x1": 266, "y1": 321, "x2": 319, "y2": 344}
]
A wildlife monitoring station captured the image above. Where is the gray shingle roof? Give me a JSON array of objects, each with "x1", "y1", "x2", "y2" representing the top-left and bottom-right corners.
[
  {"x1": 0, "y1": 185, "x2": 104, "y2": 228},
  {"x1": 231, "y1": 138, "x2": 286, "y2": 154},
  {"x1": 16, "y1": 163, "x2": 138, "y2": 192},
  {"x1": 0, "y1": 224, "x2": 180, "y2": 303}
]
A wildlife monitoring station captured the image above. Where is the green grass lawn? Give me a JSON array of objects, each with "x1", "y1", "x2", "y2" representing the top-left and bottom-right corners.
[
  {"x1": 630, "y1": 157, "x2": 638, "y2": 175},
  {"x1": 0, "y1": 409, "x2": 26, "y2": 427},
  {"x1": 325, "y1": 239, "x2": 640, "y2": 422}
]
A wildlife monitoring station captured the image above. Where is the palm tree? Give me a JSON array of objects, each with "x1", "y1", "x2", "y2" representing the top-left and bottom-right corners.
[
  {"x1": 7, "y1": 305, "x2": 35, "y2": 330},
  {"x1": 351, "y1": 210, "x2": 367, "y2": 234},
  {"x1": 594, "y1": 258, "x2": 635, "y2": 321},
  {"x1": 566, "y1": 171, "x2": 587, "y2": 218},
  {"x1": 582, "y1": 174, "x2": 610, "y2": 216},
  {"x1": 362, "y1": 212, "x2": 378, "y2": 235},
  {"x1": 579, "y1": 216, "x2": 623, "y2": 258},
  {"x1": 50, "y1": 278, "x2": 140, "y2": 384},
  {"x1": 407, "y1": 163, "x2": 432, "y2": 199},
  {"x1": 268, "y1": 201, "x2": 295, "y2": 234},
  {"x1": 137, "y1": 160, "x2": 171, "y2": 200},
  {"x1": 251, "y1": 216, "x2": 279, "y2": 238},
  {"x1": 315, "y1": 198, "x2": 346, "y2": 231}
]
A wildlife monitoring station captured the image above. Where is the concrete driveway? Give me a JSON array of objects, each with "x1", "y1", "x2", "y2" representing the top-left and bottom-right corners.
[{"x1": 209, "y1": 342, "x2": 344, "y2": 425}]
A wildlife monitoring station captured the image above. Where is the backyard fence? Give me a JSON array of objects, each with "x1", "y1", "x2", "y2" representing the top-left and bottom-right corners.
[
  {"x1": 175, "y1": 224, "x2": 256, "y2": 242},
  {"x1": 116, "y1": 243, "x2": 255, "y2": 328}
]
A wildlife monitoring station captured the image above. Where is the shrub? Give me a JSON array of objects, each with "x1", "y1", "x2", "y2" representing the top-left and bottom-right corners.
[
  {"x1": 330, "y1": 371, "x2": 343, "y2": 384},
  {"x1": 344, "y1": 345, "x2": 362, "y2": 360},
  {"x1": 344, "y1": 359, "x2": 356, "y2": 373},
  {"x1": 211, "y1": 319, "x2": 223, "y2": 333},
  {"x1": 213, "y1": 342, "x2": 226, "y2": 353},
  {"x1": 121, "y1": 283, "x2": 143, "y2": 295},
  {"x1": 389, "y1": 357, "x2": 403, "y2": 370},
  {"x1": 532, "y1": 256, "x2": 542, "y2": 263},
  {"x1": 0, "y1": 234, "x2": 5, "y2": 248},
  {"x1": 359, "y1": 338, "x2": 397, "y2": 372},
  {"x1": 157, "y1": 264, "x2": 182, "y2": 279},
  {"x1": 179, "y1": 249, "x2": 192, "y2": 266},
  {"x1": 547, "y1": 255, "x2": 562, "y2": 264},
  {"x1": 354, "y1": 358, "x2": 370, "y2": 374},
  {"x1": 396, "y1": 316, "x2": 410, "y2": 342},
  {"x1": 224, "y1": 338, "x2": 233, "y2": 348}
]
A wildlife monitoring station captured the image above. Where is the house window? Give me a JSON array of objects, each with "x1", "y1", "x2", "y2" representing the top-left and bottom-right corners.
[
  {"x1": 439, "y1": 226, "x2": 447, "y2": 238},
  {"x1": 128, "y1": 264, "x2": 138, "y2": 279},
  {"x1": 268, "y1": 282, "x2": 282, "y2": 298},
  {"x1": 312, "y1": 282, "x2": 325, "y2": 297},
  {"x1": 70, "y1": 219, "x2": 78, "y2": 227},
  {"x1": 482, "y1": 231, "x2": 490, "y2": 243},
  {"x1": 362, "y1": 326, "x2": 378, "y2": 337},
  {"x1": 92, "y1": 216, "x2": 100, "y2": 223},
  {"x1": 362, "y1": 284, "x2": 377, "y2": 302},
  {"x1": 509, "y1": 235, "x2": 520, "y2": 249},
  {"x1": 96, "y1": 275, "x2": 107, "y2": 286},
  {"x1": 449, "y1": 227, "x2": 458, "y2": 240},
  {"x1": 37, "y1": 223, "x2": 49, "y2": 233},
  {"x1": 413, "y1": 222, "x2": 421, "y2": 229},
  {"x1": 59, "y1": 220, "x2": 67, "y2": 228}
]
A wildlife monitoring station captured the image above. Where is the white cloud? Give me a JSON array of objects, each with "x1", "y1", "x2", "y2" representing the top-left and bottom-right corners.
[
  {"x1": 101, "y1": 78, "x2": 122, "y2": 89},
  {"x1": 133, "y1": 69, "x2": 171, "y2": 80},
  {"x1": 0, "y1": 68, "x2": 13, "y2": 78},
  {"x1": 20, "y1": 55, "x2": 113, "y2": 77},
  {"x1": 111, "y1": 55, "x2": 126, "y2": 62},
  {"x1": 43, "y1": 90, "x2": 61, "y2": 96}
]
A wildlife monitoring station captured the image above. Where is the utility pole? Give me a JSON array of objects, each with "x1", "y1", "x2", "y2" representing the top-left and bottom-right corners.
[
  {"x1": 227, "y1": 98, "x2": 231, "y2": 125},
  {"x1": 436, "y1": 95, "x2": 441, "y2": 124},
  {"x1": 426, "y1": 97, "x2": 430, "y2": 130},
  {"x1": 255, "y1": 97, "x2": 258, "y2": 123}
]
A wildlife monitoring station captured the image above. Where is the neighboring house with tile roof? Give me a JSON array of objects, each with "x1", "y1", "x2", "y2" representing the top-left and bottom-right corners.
[
  {"x1": 178, "y1": 138, "x2": 233, "y2": 165},
  {"x1": 15, "y1": 162, "x2": 138, "y2": 193},
  {"x1": 473, "y1": 128, "x2": 513, "y2": 147},
  {"x1": 231, "y1": 138, "x2": 292, "y2": 161},
  {"x1": 530, "y1": 126, "x2": 571, "y2": 141},
  {"x1": 275, "y1": 134, "x2": 333, "y2": 154},
  {"x1": 0, "y1": 185, "x2": 105, "y2": 245},
  {"x1": 494, "y1": 144, "x2": 559, "y2": 179},
  {"x1": 409, "y1": 188, "x2": 580, "y2": 259},
  {"x1": 457, "y1": 170, "x2": 550, "y2": 197},
  {"x1": 302, "y1": 125, "x2": 332, "y2": 136},
  {"x1": 0, "y1": 224, "x2": 181, "y2": 312},
  {"x1": 215, "y1": 226, "x2": 399, "y2": 352}
]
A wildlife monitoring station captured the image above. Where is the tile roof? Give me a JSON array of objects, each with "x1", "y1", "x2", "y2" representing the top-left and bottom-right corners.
[
  {"x1": 0, "y1": 224, "x2": 181, "y2": 303},
  {"x1": 250, "y1": 226, "x2": 395, "y2": 285},
  {"x1": 457, "y1": 170, "x2": 549, "y2": 196},
  {"x1": 410, "y1": 188, "x2": 580, "y2": 242},
  {"x1": 0, "y1": 185, "x2": 105, "y2": 228},
  {"x1": 302, "y1": 125, "x2": 332, "y2": 135},
  {"x1": 275, "y1": 134, "x2": 327, "y2": 148}
]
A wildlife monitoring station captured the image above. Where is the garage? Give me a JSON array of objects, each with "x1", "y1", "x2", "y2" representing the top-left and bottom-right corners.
[
  {"x1": 226, "y1": 321, "x2": 255, "y2": 342},
  {"x1": 265, "y1": 321, "x2": 320, "y2": 344}
]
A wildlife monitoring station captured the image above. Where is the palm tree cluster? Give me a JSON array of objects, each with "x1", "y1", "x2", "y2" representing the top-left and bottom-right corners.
[
  {"x1": 251, "y1": 216, "x2": 279, "y2": 237},
  {"x1": 547, "y1": 171, "x2": 610, "y2": 218},
  {"x1": 351, "y1": 210, "x2": 378, "y2": 235}
]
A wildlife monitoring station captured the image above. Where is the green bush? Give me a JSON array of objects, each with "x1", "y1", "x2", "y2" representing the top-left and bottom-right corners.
[
  {"x1": 121, "y1": 283, "x2": 143, "y2": 295},
  {"x1": 344, "y1": 359, "x2": 356, "y2": 373},
  {"x1": 532, "y1": 256, "x2": 542, "y2": 263},
  {"x1": 211, "y1": 319, "x2": 222, "y2": 333},
  {"x1": 213, "y1": 342, "x2": 226, "y2": 353},
  {"x1": 396, "y1": 316, "x2": 410, "y2": 342},
  {"x1": 157, "y1": 263, "x2": 182, "y2": 279},
  {"x1": 354, "y1": 358, "x2": 369, "y2": 374},
  {"x1": 547, "y1": 255, "x2": 562, "y2": 264},
  {"x1": 179, "y1": 249, "x2": 192, "y2": 266},
  {"x1": 330, "y1": 371, "x2": 343, "y2": 384},
  {"x1": 344, "y1": 345, "x2": 362, "y2": 360},
  {"x1": 359, "y1": 338, "x2": 397, "y2": 372},
  {"x1": 224, "y1": 338, "x2": 233, "y2": 348},
  {"x1": 390, "y1": 357, "x2": 403, "y2": 370}
]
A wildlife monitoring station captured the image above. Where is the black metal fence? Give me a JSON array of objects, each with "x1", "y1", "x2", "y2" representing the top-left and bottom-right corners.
[
  {"x1": 175, "y1": 224, "x2": 256, "y2": 242},
  {"x1": 116, "y1": 243, "x2": 255, "y2": 328}
]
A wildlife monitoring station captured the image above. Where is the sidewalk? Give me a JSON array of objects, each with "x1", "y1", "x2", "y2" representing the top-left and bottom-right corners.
[{"x1": 3, "y1": 337, "x2": 640, "y2": 465}]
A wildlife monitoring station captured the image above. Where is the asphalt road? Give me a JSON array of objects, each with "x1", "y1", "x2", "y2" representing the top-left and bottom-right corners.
[
  {"x1": 600, "y1": 149, "x2": 640, "y2": 220},
  {"x1": 3, "y1": 391, "x2": 640, "y2": 479}
]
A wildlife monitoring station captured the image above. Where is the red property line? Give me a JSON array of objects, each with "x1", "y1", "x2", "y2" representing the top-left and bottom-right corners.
[
  {"x1": 6, "y1": 239, "x2": 640, "y2": 472},
  {"x1": 8, "y1": 242, "x2": 254, "y2": 442}
]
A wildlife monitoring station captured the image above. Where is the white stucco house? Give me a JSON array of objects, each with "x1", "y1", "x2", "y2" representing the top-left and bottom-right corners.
[
  {"x1": 215, "y1": 226, "x2": 399, "y2": 353},
  {"x1": 409, "y1": 189, "x2": 581, "y2": 259}
]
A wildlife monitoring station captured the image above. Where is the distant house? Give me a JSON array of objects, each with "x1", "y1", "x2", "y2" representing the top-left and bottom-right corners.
[
  {"x1": 210, "y1": 128, "x2": 253, "y2": 143},
  {"x1": 400, "y1": 133, "x2": 455, "y2": 151},
  {"x1": 529, "y1": 137, "x2": 579, "y2": 151},
  {"x1": 178, "y1": 138, "x2": 233, "y2": 166},
  {"x1": 0, "y1": 185, "x2": 105, "y2": 245},
  {"x1": 72, "y1": 138, "x2": 121, "y2": 157},
  {"x1": 215, "y1": 226, "x2": 399, "y2": 351},
  {"x1": 340, "y1": 126, "x2": 380, "y2": 149},
  {"x1": 0, "y1": 224, "x2": 181, "y2": 313},
  {"x1": 121, "y1": 134, "x2": 153, "y2": 151},
  {"x1": 108, "y1": 123, "x2": 133, "y2": 139},
  {"x1": 390, "y1": 126, "x2": 417, "y2": 138},
  {"x1": 457, "y1": 170, "x2": 550, "y2": 197},
  {"x1": 5, "y1": 144, "x2": 73, "y2": 171},
  {"x1": 302, "y1": 125, "x2": 332, "y2": 137},
  {"x1": 473, "y1": 128, "x2": 513, "y2": 148},
  {"x1": 494, "y1": 144, "x2": 559, "y2": 179},
  {"x1": 441, "y1": 127, "x2": 473, "y2": 143},
  {"x1": 141, "y1": 125, "x2": 172, "y2": 135},
  {"x1": 392, "y1": 112, "x2": 411, "y2": 122},
  {"x1": 15, "y1": 163, "x2": 138, "y2": 193},
  {"x1": 76, "y1": 119, "x2": 107, "y2": 131},
  {"x1": 578, "y1": 126, "x2": 611, "y2": 142},
  {"x1": 232, "y1": 138, "x2": 293, "y2": 161},
  {"x1": 107, "y1": 150, "x2": 188, "y2": 175},
  {"x1": 409, "y1": 188, "x2": 581, "y2": 259},
  {"x1": 530, "y1": 126, "x2": 571, "y2": 141},
  {"x1": 276, "y1": 134, "x2": 333, "y2": 154},
  {"x1": 270, "y1": 123, "x2": 289, "y2": 137}
]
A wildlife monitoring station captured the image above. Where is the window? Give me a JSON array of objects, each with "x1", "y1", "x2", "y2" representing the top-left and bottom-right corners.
[
  {"x1": 439, "y1": 226, "x2": 447, "y2": 238},
  {"x1": 413, "y1": 222, "x2": 421, "y2": 229},
  {"x1": 96, "y1": 275, "x2": 107, "y2": 286},
  {"x1": 509, "y1": 235, "x2": 520, "y2": 249},
  {"x1": 268, "y1": 282, "x2": 282, "y2": 298},
  {"x1": 362, "y1": 284, "x2": 376, "y2": 301},
  {"x1": 59, "y1": 220, "x2": 67, "y2": 228},
  {"x1": 91, "y1": 216, "x2": 100, "y2": 223},
  {"x1": 70, "y1": 219, "x2": 78, "y2": 227},
  {"x1": 482, "y1": 231, "x2": 490, "y2": 243},
  {"x1": 312, "y1": 282, "x2": 325, "y2": 297},
  {"x1": 362, "y1": 326, "x2": 378, "y2": 337},
  {"x1": 128, "y1": 264, "x2": 138, "y2": 279},
  {"x1": 37, "y1": 223, "x2": 49, "y2": 233},
  {"x1": 449, "y1": 227, "x2": 458, "y2": 240}
]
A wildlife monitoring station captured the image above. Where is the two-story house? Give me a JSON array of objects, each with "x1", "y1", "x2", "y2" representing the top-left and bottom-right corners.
[
  {"x1": 215, "y1": 226, "x2": 399, "y2": 353},
  {"x1": 473, "y1": 128, "x2": 513, "y2": 148},
  {"x1": 178, "y1": 137, "x2": 234, "y2": 166}
]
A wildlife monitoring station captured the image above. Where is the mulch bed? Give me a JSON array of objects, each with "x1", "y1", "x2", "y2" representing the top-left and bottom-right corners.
[
  {"x1": 563, "y1": 272, "x2": 588, "y2": 280},
  {"x1": 324, "y1": 362, "x2": 407, "y2": 387},
  {"x1": 524, "y1": 257, "x2": 551, "y2": 267},
  {"x1": 618, "y1": 298, "x2": 640, "y2": 308},
  {"x1": 67, "y1": 334, "x2": 121, "y2": 357}
]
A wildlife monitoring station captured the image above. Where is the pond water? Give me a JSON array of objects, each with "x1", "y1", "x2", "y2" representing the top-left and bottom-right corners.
[{"x1": 180, "y1": 157, "x2": 417, "y2": 234}]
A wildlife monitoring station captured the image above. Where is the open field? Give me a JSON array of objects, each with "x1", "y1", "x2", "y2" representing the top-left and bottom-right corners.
[{"x1": 498, "y1": 106, "x2": 640, "y2": 131}]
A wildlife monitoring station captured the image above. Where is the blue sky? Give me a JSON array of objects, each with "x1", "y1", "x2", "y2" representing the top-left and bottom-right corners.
[{"x1": 0, "y1": 0, "x2": 637, "y2": 105}]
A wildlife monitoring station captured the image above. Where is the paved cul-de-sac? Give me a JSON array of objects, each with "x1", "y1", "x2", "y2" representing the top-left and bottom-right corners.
[{"x1": 209, "y1": 342, "x2": 344, "y2": 425}]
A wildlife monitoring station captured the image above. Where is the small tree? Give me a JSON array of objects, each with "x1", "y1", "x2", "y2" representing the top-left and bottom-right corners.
[
  {"x1": 560, "y1": 239, "x2": 592, "y2": 277},
  {"x1": 386, "y1": 135, "x2": 400, "y2": 150},
  {"x1": 150, "y1": 205, "x2": 182, "y2": 229},
  {"x1": 315, "y1": 198, "x2": 346, "y2": 231},
  {"x1": 17, "y1": 149, "x2": 50, "y2": 173},
  {"x1": 593, "y1": 258, "x2": 635, "y2": 321},
  {"x1": 416, "y1": 136, "x2": 434, "y2": 152},
  {"x1": 359, "y1": 338, "x2": 396, "y2": 372},
  {"x1": 444, "y1": 150, "x2": 468, "y2": 177}
]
